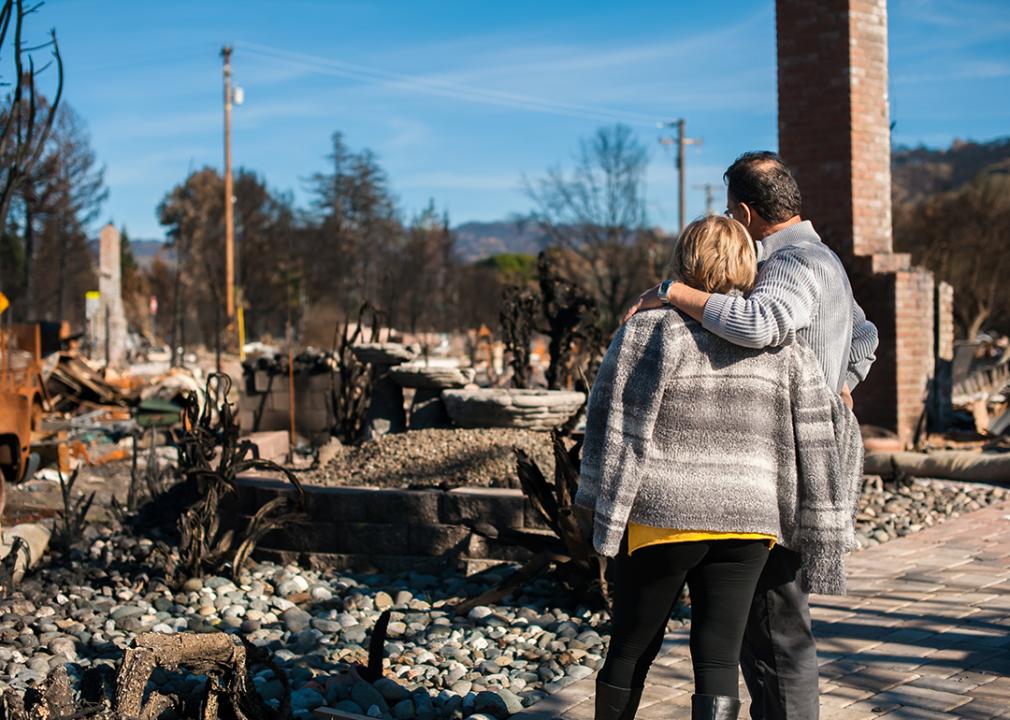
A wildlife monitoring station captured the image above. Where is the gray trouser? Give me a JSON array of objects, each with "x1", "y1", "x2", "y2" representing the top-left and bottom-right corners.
[{"x1": 740, "y1": 546, "x2": 820, "y2": 719}]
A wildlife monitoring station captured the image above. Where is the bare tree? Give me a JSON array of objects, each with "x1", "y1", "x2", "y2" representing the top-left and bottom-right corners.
[
  {"x1": 525, "y1": 124, "x2": 659, "y2": 327},
  {"x1": 157, "y1": 168, "x2": 296, "y2": 345},
  {"x1": 397, "y1": 201, "x2": 453, "y2": 333},
  {"x1": 304, "y1": 132, "x2": 401, "y2": 319},
  {"x1": 19, "y1": 104, "x2": 105, "y2": 322},
  {"x1": 895, "y1": 168, "x2": 1010, "y2": 339},
  {"x1": 0, "y1": 0, "x2": 63, "y2": 240}
]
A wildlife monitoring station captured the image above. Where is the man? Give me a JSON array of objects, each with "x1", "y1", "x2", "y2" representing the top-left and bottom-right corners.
[{"x1": 625, "y1": 151, "x2": 878, "y2": 719}]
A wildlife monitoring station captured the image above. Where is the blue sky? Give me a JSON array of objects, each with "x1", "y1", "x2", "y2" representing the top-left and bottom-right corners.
[{"x1": 33, "y1": 0, "x2": 1010, "y2": 240}]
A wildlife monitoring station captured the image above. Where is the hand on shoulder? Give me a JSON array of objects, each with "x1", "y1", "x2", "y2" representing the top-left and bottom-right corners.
[{"x1": 622, "y1": 283, "x2": 666, "y2": 324}]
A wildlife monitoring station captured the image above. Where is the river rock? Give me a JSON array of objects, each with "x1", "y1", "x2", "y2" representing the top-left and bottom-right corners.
[
  {"x1": 281, "y1": 607, "x2": 312, "y2": 633},
  {"x1": 290, "y1": 687, "x2": 325, "y2": 710},
  {"x1": 352, "y1": 681, "x2": 389, "y2": 715}
]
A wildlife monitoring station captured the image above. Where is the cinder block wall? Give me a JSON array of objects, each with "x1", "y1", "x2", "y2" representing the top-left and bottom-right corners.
[
  {"x1": 228, "y1": 478, "x2": 548, "y2": 574},
  {"x1": 776, "y1": 0, "x2": 947, "y2": 445}
]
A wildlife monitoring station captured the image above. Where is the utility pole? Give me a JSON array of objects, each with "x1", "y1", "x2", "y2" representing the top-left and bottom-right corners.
[
  {"x1": 693, "y1": 183, "x2": 719, "y2": 215},
  {"x1": 659, "y1": 119, "x2": 702, "y2": 235},
  {"x1": 222, "y1": 45, "x2": 235, "y2": 322}
]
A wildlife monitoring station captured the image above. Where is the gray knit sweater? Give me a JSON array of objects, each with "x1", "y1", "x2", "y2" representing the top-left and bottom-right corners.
[
  {"x1": 701, "y1": 221, "x2": 878, "y2": 393},
  {"x1": 575, "y1": 308, "x2": 864, "y2": 595}
]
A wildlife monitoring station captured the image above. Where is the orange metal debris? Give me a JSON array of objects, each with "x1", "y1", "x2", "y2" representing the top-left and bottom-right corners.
[
  {"x1": 89, "y1": 447, "x2": 129, "y2": 466},
  {"x1": 0, "y1": 324, "x2": 47, "y2": 520}
]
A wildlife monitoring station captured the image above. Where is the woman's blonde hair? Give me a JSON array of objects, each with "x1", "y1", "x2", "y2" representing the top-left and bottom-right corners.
[{"x1": 671, "y1": 215, "x2": 757, "y2": 294}]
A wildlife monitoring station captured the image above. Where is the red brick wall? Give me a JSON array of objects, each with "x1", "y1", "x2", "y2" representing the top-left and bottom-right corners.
[
  {"x1": 848, "y1": 265, "x2": 936, "y2": 445},
  {"x1": 849, "y1": 0, "x2": 893, "y2": 257},
  {"x1": 777, "y1": 0, "x2": 892, "y2": 258},
  {"x1": 776, "y1": 0, "x2": 941, "y2": 445},
  {"x1": 894, "y1": 270, "x2": 935, "y2": 444},
  {"x1": 850, "y1": 270, "x2": 897, "y2": 432},
  {"x1": 777, "y1": 1, "x2": 855, "y2": 257},
  {"x1": 935, "y1": 283, "x2": 955, "y2": 364}
]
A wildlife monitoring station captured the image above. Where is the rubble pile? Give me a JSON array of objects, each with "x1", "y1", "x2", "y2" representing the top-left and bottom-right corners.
[
  {"x1": 45, "y1": 354, "x2": 127, "y2": 413},
  {"x1": 949, "y1": 336, "x2": 1010, "y2": 441},
  {"x1": 304, "y1": 428, "x2": 555, "y2": 489}
]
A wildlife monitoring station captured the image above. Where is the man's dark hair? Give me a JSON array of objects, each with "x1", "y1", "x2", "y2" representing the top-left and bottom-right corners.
[{"x1": 723, "y1": 151, "x2": 802, "y2": 224}]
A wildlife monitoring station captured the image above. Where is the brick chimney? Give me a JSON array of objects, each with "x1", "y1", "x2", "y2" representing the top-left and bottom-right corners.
[{"x1": 776, "y1": 0, "x2": 945, "y2": 445}]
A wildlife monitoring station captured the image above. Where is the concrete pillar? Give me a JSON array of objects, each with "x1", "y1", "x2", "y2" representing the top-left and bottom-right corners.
[
  {"x1": 96, "y1": 223, "x2": 128, "y2": 367},
  {"x1": 776, "y1": 0, "x2": 949, "y2": 446}
]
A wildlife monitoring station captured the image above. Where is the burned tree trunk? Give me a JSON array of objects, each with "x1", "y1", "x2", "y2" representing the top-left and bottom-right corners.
[
  {"x1": 500, "y1": 286, "x2": 539, "y2": 389},
  {"x1": 537, "y1": 250, "x2": 602, "y2": 391},
  {"x1": 0, "y1": 633, "x2": 286, "y2": 720},
  {"x1": 333, "y1": 302, "x2": 386, "y2": 444},
  {"x1": 116, "y1": 633, "x2": 278, "y2": 719},
  {"x1": 128, "y1": 373, "x2": 307, "y2": 584},
  {"x1": 173, "y1": 374, "x2": 307, "y2": 581},
  {"x1": 0, "y1": 0, "x2": 64, "y2": 237}
]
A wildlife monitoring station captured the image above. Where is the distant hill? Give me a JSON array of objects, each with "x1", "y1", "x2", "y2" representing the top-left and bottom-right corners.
[
  {"x1": 451, "y1": 220, "x2": 553, "y2": 263},
  {"x1": 130, "y1": 240, "x2": 173, "y2": 269},
  {"x1": 85, "y1": 238, "x2": 171, "y2": 268},
  {"x1": 892, "y1": 137, "x2": 1010, "y2": 207},
  {"x1": 125, "y1": 226, "x2": 544, "y2": 268}
]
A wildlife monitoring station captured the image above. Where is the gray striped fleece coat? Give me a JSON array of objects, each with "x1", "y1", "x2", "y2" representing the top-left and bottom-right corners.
[{"x1": 575, "y1": 307, "x2": 864, "y2": 595}]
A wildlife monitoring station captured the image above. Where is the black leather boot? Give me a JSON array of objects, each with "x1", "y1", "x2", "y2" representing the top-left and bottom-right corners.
[
  {"x1": 596, "y1": 681, "x2": 643, "y2": 719},
  {"x1": 691, "y1": 694, "x2": 741, "y2": 720}
]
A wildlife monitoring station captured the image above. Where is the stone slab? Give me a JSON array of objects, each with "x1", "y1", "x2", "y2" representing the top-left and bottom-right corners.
[
  {"x1": 389, "y1": 364, "x2": 475, "y2": 389},
  {"x1": 351, "y1": 343, "x2": 418, "y2": 366}
]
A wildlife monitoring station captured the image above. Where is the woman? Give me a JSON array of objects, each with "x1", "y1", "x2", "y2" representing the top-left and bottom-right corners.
[{"x1": 576, "y1": 215, "x2": 862, "y2": 720}]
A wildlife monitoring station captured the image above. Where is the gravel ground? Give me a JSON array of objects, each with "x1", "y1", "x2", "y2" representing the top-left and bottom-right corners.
[
  {"x1": 0, "y1": 475, "x2": 1003, "y2": 718},
  {"x1": 304, "y1": 429, "x2": 556, "y2": 489},
  {"x1": 853, "y1": 475, "x2": 1007, "y2": 547},
  {"x1": 1, "y1": 528, "x2": 618, "y2": 719}
]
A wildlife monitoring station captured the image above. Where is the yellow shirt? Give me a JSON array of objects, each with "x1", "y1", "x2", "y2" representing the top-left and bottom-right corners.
[{"x1": 628, "y1": 523, "x2": 776, "y2": 555}]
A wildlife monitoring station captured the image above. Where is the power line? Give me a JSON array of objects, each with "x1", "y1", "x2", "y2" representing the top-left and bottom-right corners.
[
  {"x1": 693, "y1": 183, "x2": 720, "y2": 215},
  {"x1": 235, "y1": 40, "x2": 663, "y2": 128}
]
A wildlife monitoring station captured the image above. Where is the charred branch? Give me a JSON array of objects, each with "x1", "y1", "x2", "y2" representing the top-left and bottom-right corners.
[{"x1": 0, "y1": 0, "x2": 63, "y2": 235}]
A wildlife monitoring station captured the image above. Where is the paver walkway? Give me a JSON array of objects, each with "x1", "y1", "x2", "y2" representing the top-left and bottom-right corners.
[{"x1": 512, "y1": 500, "x2": 1010, "y2": 719}]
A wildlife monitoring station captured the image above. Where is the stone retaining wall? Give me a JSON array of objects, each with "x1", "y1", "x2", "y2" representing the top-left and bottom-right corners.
[{"x1": 231, "y1": 477, "x2": 548, "y2": 574}]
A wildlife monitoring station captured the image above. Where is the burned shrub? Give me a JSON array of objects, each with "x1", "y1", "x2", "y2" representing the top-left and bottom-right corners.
[
  {"x1": 457, "y1": 431, "x2": 610, "y2": 614},
  {"x1": 131, "y1": 374, "x2": 306, "y2": 583}
]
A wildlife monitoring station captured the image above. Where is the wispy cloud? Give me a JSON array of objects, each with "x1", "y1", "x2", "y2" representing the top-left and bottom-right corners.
[
  {"x1": 104, "y1": 146, "x2": 215, "y2": 185},
  {"x1": 229, "y1": 5, "x2": 776, "y2": 128},
  {"x1": 397, "y1": 170, "x2": 521, "y2": 192},
  {"x1": 417, "y1": 19, "x2": 775, "y2": 116},
  {"x1": 384, "y1": 117, "x2": 431, "y2": 149},
  {"x1": 412, "y1": 7, "x2": 773, "y2": 87},
  {"x1": 895, "y1": 0, "x2": 1010, "y2": 29},
  {"x1": 891, "y1": 0, "x2": 1010, "y2": 55},
  {"x1": 894, "y1": 58, "x2": 1010, "y2": 84}
]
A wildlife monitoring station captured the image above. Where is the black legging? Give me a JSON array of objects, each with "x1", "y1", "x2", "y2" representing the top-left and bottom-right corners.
[{"x1": 599, "y1": 539, "x2": 770, "y2": 697}]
